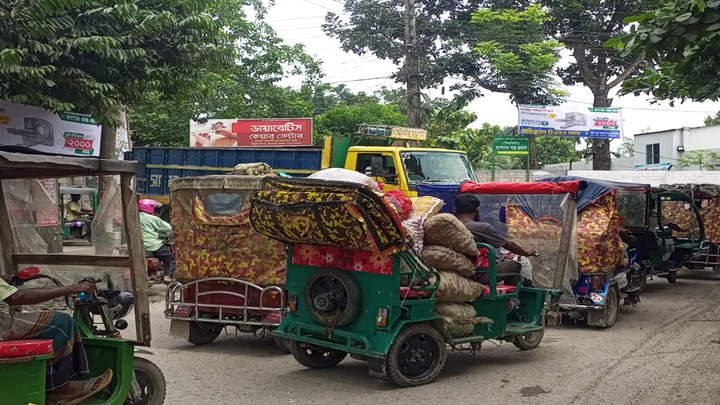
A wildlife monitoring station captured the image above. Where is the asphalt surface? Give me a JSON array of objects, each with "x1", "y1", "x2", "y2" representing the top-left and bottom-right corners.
[{"x1": 124, "y1": 270, "x2": 720, "y2": 405}]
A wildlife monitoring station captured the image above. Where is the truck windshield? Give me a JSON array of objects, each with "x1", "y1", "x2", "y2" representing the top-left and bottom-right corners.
[{"x1": 402, "y1": 152, "x2": 477, "y2": 184}]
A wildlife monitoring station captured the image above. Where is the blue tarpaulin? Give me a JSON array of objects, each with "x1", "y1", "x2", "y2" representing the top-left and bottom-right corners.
[
  {"x1": 538, "y1": 176, "x2": 650, "y2": 211},
  {"x1": 416, "y1": 183, "x2": 462, "y2": 214}
]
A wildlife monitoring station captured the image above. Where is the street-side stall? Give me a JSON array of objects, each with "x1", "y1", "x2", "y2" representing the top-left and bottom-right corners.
[{"x1": 0, "y1": 148, "x2": 165, "y2": 405}]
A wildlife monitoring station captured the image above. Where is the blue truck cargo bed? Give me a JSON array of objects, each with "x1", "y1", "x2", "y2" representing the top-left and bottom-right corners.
[{"x1": 126, "y1": 146, "x2": 322, "y2": 197}]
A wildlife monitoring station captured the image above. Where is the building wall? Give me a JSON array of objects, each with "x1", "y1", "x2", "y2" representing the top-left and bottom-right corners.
[
  {"x1": 634, "y1": 125, "x2": 720, "y2": 170},
  {"x1": 543, "y1": 156, "x2": 635, "y2": 175}
]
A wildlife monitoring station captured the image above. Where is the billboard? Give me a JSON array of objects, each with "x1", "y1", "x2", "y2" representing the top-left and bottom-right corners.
[
  {"x1": 518, "y1": 104, "x2": 622, "y2": 139},
  {"x1": 0, "y1": 100, "x2": 102, "y2": 156},
  {"x1": 190, "y1": 118, "x2": 313, "y2": 147}
]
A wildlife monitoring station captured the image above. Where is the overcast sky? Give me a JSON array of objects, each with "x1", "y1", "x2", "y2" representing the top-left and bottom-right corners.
[{"x1": 264, "y1": 0, "x2": 720, "y2": 149}]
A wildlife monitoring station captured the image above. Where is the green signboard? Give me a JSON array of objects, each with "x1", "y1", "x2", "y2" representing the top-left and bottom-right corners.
[{"x1": 493, "y1": 136, "x2": 529, "y2": 156}]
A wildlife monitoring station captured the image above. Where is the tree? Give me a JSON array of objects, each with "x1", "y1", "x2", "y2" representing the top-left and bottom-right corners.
[
  {"x1": 678, "y1": 150, "x2": 720, "y2": 171},
  {"x1": 0, "y1": 0, "x2": 235, "y2": 125},
  {"x1": 128, "y1": 0, "x2": 323, "y2": 146},
  {"x1": 541, "y1": 0, "x2": 661, "y2": 170},
  {"x1": 313, "y1": 103, "x2": 407, "y2": 143},
  {"x1": 613, "y1": 138, "x2": 635, "y2": 158},
  {"x1": 472, "y1": 5, "x2": 566, "y2": 169},
  {"x1": 615, "y1": 0, "x2": 720, "y2": 103},
  {"x1": 704, "y1": 112, "x2": 720, "y2": 126},
  {"x1": 536, "y1": 136, "x2": 581, "y2": 165}
]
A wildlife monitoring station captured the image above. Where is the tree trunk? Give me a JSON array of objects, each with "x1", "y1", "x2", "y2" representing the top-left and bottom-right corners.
[
  {"x1": 96, "y1": 110, "x2": 126, "y2": 255},
  {"x1": 591, "y1": 93, "x2": 612, "y2": 170}
]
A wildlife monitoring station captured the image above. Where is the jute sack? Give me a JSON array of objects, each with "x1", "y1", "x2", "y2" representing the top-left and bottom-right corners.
[
  {"x1": 431, "y1": 271, "x2": 485, "y2": 303},
  {"x1": 423, "y1": 214, "x2": 478, "y2": 257},
  {"x1": 421, "y1": 245, "x2": 475, "y2": 277},
  {"x1": 434, "y1": 303, "x2": 477, "y2": 337},
  {"x1": 411, "y1": 196, "x2": 444, "y2": 218}
]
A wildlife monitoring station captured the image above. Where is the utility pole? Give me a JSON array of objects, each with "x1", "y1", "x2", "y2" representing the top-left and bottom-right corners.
[{"x1": 404, "y1": 0, "x2": 421, "y2": 128}]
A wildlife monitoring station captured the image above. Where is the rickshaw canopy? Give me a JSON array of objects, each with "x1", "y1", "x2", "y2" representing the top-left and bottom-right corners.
[
  {"x1": 0, "y1": 147, "x2": 151, "y2": 346},
  {"x1": 250, "y1": 177, "x2": 406, "y2": 254},
  {"x1": 459, "y1": 180, "x2": 584, "y2": 198},
  {"x1": 539, "y1": 176, "x2": 651, "y2": 211}
]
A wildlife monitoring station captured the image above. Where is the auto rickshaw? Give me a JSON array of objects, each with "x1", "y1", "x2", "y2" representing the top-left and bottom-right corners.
[
  {"x1": 59, "y1": 185, "x2": 98, "y2": 241},
  {"x1": 164, "y1": 175, "x2": 289, "y2": 351},
  {"x1": 250, "y1": 177, "x2": 574, "y2": 387},
  {"x1": 0, "y1": 147, "x2": 166, "y2": 405},
  {"x1": 654, "y1": 184, "x2": 716, "y2": 274}
]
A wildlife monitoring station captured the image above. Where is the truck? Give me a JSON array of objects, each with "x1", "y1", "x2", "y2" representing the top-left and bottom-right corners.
[{"x1": 126, "y1": 124, "x2": 478, "y2": 203}]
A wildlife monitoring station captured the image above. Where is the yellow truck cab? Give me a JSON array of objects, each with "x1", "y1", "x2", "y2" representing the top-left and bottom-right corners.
[{"x1": 322, "y1": 125, "x2": 478, "y2": 197}]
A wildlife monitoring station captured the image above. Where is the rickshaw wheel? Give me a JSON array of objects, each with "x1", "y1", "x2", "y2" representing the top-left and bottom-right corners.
[
  {"x1": 187, "y1": 321, "x2": 222, "y2": 345},
  {"x1": 600, "y1": 287, "x2": 619, "y2": 329},
  {"x1": 386, "y1": 323, "x2": 447, "y2": 388},
  {"x1": 304, "y1": 269, "x2": 361, "y2": 327},
  {"x1": 274, "y1": 336, "x2": 293, "y2": 354},
  {"x1": 513, "y1": 330, "x2": 544, "y2": 350},
  {"x1": 290, "y1": 341, "x2": 347, "y2": 369},
  {"x1": 124, "y1": 357, "x2": 166, "y2": 405},
  {"x1": 667, "y1": 271, "x2": 678, "y2": 283}
]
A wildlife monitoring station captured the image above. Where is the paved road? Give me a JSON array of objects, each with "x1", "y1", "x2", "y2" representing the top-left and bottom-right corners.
[{"x1": 125, "y1": 270, "x2": 720, "y2": 405}]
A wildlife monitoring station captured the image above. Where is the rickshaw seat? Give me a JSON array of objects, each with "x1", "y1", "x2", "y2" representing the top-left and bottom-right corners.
[
  {"x1": 399, "y1": 286, "x2": 431, "y2": 298},
  {"x1": 0, "y1": 339, "x2": 53, "y2": 358},
  {"x1": 482, "y1": 284, "x2": 516, "y2": 295}
]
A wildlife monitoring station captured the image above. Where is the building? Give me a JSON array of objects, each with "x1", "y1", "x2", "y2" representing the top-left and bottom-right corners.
[{"x1": 634, "y1": 125, "x2": 720, "y2": 170}]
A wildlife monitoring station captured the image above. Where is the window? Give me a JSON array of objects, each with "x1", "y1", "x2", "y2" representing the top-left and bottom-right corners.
[
  {"x1": 205, "y1": 193, "x2": 243, "y2": 216},
  {"x1": 355, "y1": 153, "x2": 398, "y2": 184},
  {"x1": 646, "y1": 143, "x2": 660, "y2": 164}
]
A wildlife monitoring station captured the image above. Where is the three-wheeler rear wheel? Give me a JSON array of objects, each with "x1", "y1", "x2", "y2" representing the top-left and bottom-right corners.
[
  {"x1": 290, "y1": 341, "x2": 348, "y2": 368},
  {"x1": 385, "y1": 323, "x2": 447, "y2": 387},
  {"x1": 274, "y1": 336, "x2": 293, "y2": 354},
  {"x1": 187, "y1": 321, "x2": 223, "y2": 345},
  {"x1": 512, "y1": 330, "x2": 544, "y2": 350}
]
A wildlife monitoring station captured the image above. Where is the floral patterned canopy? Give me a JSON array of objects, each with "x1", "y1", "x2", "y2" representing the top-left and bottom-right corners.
[{"x1": 250, "y1": 177, "x2": 407, "y2": 255}]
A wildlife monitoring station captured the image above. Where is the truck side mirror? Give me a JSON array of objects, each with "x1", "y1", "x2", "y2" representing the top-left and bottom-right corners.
[{"x1": 370, "y1": 156, "x2": 385, "y2": 176}]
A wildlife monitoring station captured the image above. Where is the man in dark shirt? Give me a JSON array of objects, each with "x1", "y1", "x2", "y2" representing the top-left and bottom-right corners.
[{"x1": 455, "y1": 193, "x2": 537, "y2": 287}]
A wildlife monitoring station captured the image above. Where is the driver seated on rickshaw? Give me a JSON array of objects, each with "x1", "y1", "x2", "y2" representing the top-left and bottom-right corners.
[
  {"x1": 65, "y1": 194, "x2": 94, "y2": 236},
  {"x1": 0, "y1": 277, "x2": 112, "y2": 405},
  {"x1": 454, "y1": 193, "x2": 536, "y2": 287}
]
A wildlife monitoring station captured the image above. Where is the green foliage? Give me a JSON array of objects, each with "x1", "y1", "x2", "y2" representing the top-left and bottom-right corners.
[
  {"x1": 615, "y1": 0, "x2": 720, "y2": 102},
  {"x1": 472, "y1": 5, "x2": 566, "y2": 105},
  {"x1": 313, "y1": 103, "x2": 407, "y2": 143},
  {"x1": 535, "y1": 136, "x2": 581, "y2": 165},
  {"x1": 704, "y1": 111, "x2": 720, "y2": 126},
  {"x1": 324, "y1": 0, "x2": 563, "y2": 107},
  {"x1": 0, "y1": 0, "x2": 235, "y2": 125},
  {"x1": 678, "y1": 150, "x2": 720, "y2": 171},
  {"x1": 613, "y1": 138, "x2": 635, "y2": 158},
  {"x1": 128, "y1": 0, "x2": 323, "y2": 146}
]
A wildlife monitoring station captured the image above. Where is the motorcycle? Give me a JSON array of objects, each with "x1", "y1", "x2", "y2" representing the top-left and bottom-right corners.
[
  {"x1": 0, "y1": 266, "x2": 166, "y2": 405},
  {"x1": 115, "y1": 233, "x2": 174, "y2": 288}
]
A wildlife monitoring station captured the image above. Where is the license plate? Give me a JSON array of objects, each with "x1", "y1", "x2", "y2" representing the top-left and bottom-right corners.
[{"x1": 173, "y1": 305, "x2": 193, "y2": 317}]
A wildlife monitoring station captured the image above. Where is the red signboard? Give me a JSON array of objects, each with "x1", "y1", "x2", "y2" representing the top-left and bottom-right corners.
[{"x1": 229, "y1": 118, "x2": 313, "y2": 147}]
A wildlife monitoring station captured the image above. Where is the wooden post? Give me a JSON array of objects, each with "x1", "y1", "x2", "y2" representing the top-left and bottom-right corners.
[
  {"x1": 120, "y1": 173, "x2": 152, "y2": 346},
  {"x1": 554, "y1": 194, "x2": 577, "y2": 290},
  {"x1": 0, "y1": 183, "x2": 16, "y2": 276}
]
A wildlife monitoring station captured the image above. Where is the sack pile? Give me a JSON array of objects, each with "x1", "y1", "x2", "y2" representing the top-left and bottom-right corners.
[{"x1": 404, "y1": 201, "x2": 487, "y2": 338}]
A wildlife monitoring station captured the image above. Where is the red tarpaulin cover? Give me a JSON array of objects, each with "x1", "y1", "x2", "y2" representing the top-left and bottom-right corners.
[{"x1": 459, "y1": 180, "x2": 581, "y2": 198}]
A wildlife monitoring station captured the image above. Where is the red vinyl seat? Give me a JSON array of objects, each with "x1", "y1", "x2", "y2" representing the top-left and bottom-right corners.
[{"x1": 0, "y1": 339, "x2": 53, "y2": 358}]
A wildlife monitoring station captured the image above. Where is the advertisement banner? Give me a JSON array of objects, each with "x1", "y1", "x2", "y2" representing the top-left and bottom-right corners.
[
  {"x1": 0, "y1": 100, "x2": 102, "y2": 156},
  {"x1": 190, "y1": 118, "x2": 313, "y2": 147},
  {"x1": 518, "y1": 104, "x2": 622, "y2": 139}
]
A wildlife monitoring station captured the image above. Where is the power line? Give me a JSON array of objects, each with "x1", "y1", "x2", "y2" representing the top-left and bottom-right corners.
[
  {"x1": 266, "y1": 15, "x2": 326, "y2": 23},
  {"x1": 297, "y1": 0, "x2": 344, "y2": 13},
  {"x1": 566, "y1": 99, "x2": 717, "y2": 114}
]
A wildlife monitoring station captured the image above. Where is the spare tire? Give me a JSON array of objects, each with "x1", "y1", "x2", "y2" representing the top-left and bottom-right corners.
[{"x1": 303, "y1": 268, "x2": 362, "y2": 327}]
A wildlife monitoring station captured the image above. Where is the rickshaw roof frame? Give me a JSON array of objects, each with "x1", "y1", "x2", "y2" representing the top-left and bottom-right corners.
[
  {"x1": 59, "y1": 186, "x2": 98, "y2": 195},
  {"x1": 0, "y1": 147, "x2": 152, "y2": 347}
]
